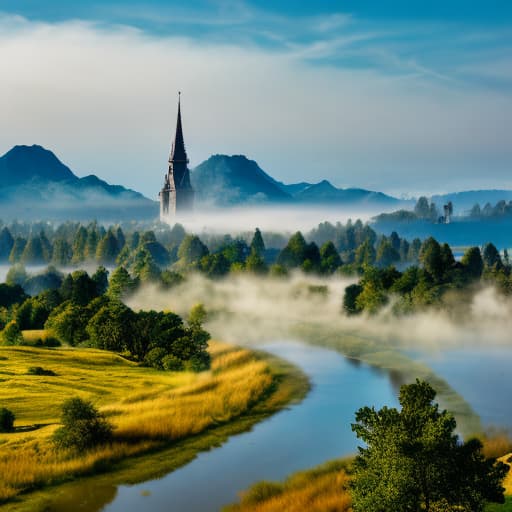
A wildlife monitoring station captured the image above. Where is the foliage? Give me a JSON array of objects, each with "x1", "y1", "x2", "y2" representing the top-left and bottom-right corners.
[
  {"x1": 351, "y1": 380, "x2": 508, "y2": 512},
  {"x1": 27, "y1": 366, "x2": 56, "y2": 376},
  {"x1": 53, "y1": 397, "x2": 113, "y2": 451},
  {"x1": 1, "y1": 320, "x2": 23, "y2": 345},
  {"x1": 0, "y1": 407, "x2": 15, "y2": 433}
]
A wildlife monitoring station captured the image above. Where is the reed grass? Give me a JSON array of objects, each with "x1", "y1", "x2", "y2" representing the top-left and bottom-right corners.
[
  {"x1": 224, "y1": 459, "x2": 353, "y2": 512},
  {"x1": 0, "y1": 341, "x2": 281, "y2": 503}
]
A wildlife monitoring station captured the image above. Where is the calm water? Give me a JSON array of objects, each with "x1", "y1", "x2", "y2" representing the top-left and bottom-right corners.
[
  {"x1": 47, "y1": 340, "x2": 399, "y2": 512},
  {"x1": 422, "y1": 347, "x2": 512, "y2": 430}
]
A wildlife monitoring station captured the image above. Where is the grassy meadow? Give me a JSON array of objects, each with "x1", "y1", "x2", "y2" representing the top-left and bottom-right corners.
[{"x1": 0, "y1": 337, "x2": 308, "y2": 505}]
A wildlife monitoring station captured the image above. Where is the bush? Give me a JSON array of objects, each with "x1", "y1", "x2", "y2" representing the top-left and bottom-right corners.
[
  {"x1": 143, "y1": 347, "x2": 168, "y2": 370},
  {"x1": 0, "y1": 407, "x2": 15, "y2": 432},
  {"x1": 53, "y1": 397, "x2": 113, "y2": 451},
  {"x1": 0, "y1": 320, "x2": 23, "y2": 345},
  {"x1": 185, "y1": 352, "x2": 211, "y2": 372},
  {"x1": 161, "y1": 354, "x2": 184, "y2": 371},
  {"x1": 27, "y1": 366, "x2": 56, "y2": 376}
]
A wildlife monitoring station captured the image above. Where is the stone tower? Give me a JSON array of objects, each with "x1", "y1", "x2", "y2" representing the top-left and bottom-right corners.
[{"x1": 159, "y1": 93, "x2": 194, "y2": 222}]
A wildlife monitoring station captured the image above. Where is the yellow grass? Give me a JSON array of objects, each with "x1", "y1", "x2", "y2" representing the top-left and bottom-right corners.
[
  {"x1": 225, "y1": 460, "x2": 353, "y2": 512},
  {"x1": 0, "y1": 341, "x2": 277, "y2": 503}
]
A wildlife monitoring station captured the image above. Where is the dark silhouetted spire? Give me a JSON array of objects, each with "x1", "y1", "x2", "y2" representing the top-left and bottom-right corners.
[{"x1": 170, "y1": 92, "x2": 188, "y2": 163}]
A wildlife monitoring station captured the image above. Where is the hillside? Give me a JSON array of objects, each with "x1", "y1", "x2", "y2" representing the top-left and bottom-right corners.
[
  {"x1": 191, "y1": 154, "x2": 292, "y2": 205},
  {"x1": 0, "y1": 145, "x2": 158, "y2": 221}
]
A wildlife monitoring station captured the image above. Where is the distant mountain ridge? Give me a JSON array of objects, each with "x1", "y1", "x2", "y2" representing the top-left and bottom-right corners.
[
  {"x1": 191, "y1": 154, "x2": 403, "y2": 208},
  {"x1": 0, "y1": 145, "x2": 157, "y2": 220}
]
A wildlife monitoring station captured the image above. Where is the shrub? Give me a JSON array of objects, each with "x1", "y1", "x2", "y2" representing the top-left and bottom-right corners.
[
  {"x1": 53, "y1": 397, "x2": 112, "y2": 451},
  {"x1": 0, "y1": 407, "x2": 15, "y2": 432},
  {"x1": 185, "y1": 352, "x2": 211, "y2": 372},
  {"x1": 0, "y1": 320, "x2": 23, "y2": 345},
  {"x1": 143, "y1": 347, "x2": 167, "y2": 370},
  {"x1": 27, "y1": 366, "x2": 56, "y2": 376},
  {"x1": 161, "y1": 354, "x2": 184, "y2": 371}
]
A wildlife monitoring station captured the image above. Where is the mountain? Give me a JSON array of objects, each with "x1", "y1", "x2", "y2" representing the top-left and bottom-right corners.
[
  {"x1": 191, "y1": 154, "x2": 292, "y2": 205},
  {"x1": 0, "y1": 144, "x2": 77, "y2": 186},
  {"x1": 290, "y1": 179, "x2": 400, "y2": 206},
  {"x1": 191, "y1": 155, "x2": 403, "y2": 208},
  {"x1": 0, "y1": 145, "x2": 157, "y2": 221}
]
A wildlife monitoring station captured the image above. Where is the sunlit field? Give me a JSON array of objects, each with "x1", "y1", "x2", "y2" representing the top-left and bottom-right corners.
[{"x1": 0, "y1": 340, "x2": 296, "y2": 503}]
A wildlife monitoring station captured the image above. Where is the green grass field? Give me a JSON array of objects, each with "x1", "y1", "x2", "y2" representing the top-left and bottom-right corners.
[{"x1": 0, "y1": 338, "x2": 309, "y2": 506}]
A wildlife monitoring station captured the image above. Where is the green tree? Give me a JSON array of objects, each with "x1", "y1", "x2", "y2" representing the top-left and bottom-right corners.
[
  {"x1": 420, "y1": 237, "x2": 444, "y2": 282},
  {"x1": 277, "y1": 231, "x2": 308, "y2": 269},
  {"x1": 250, "y1": 228, "x2": 265, "y2": 256},
  {"x1": 60, "y1": 270, "x2": 98, "y2": 305},
  {"x1": 53, "y1": 398, "x2": 113, "y2": 451},
  {"x1": 45, "y1": 301, "x2": 88, "y2": 345},
  {"x1": 245, "y1": 249, "x2": 268, "y2": 274},
  {"x1": 0, "y1": 320, "x2": 23, "y2": 345},
  {"x1": 319, "y1": 241, "x2": 342, "y2": 274},
  {"x1": 343, "y1": 283, "x2": 363, "y2": 315},
  {"x1": 375, "y1": 239, "x2": 400, "y2": 268},
  {"x1": 482, "y1": 243, "x2": 502, "y2": 269},
  {"x1": 52, "y1": 238, "x2": 72, "y2": 265},
  {"x1": 96, "y1": 230, "x2": 120, "y2": 264},
  {"x1": 108, "y1": 266, "x2": 137, "y2": 300},
  {"x1": 9, "y1": 237, "x2": 27, "y2": 264},
  {"x1": 354, "y1": 239, "x2": 376, "y2": 266},
  {"x1": 351, "y1": 380, "x2": 507, "y2": 512},
  {"x1": 177, "y1": 235, "x2": 209, "y2": 267},
  {"x1": 0, "y1": 227, "x2": 14, "y2": 261},
  {"x1": 4, "y1": 265, "x2": 28, "y2": 288},
  {"x1": 71, "y1": 226, "x2": 87, "y2": 264},
  {"x1": 461, "y1": 247, "x2": 484, "y2": 280},
  {"x1": 86, "y1": 301, "x2": 135, "y2": 352},
  {"x1": 92, "y1": 266, "x2": 109, "y2": 295}
]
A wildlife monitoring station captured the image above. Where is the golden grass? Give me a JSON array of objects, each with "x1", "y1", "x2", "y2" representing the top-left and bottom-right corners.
[
  {"x1": 0, "y1": 341, "x2": 277, "y2": 503},
  {"x1": 224, "y1": 460, "x2": 353, "y2": 512}
]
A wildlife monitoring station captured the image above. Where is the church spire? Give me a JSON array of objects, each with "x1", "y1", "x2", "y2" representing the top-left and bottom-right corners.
[{"x1": 170, "y1": 91, "x2": 188, "y2": 163}]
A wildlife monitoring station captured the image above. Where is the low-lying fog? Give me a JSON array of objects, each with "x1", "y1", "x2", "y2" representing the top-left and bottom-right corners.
[{"x1": 127, "y1": 273, "x2": 512, "y2": 352}]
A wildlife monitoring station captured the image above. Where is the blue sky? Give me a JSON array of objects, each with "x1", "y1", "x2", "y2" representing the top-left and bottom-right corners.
[{"x1": 0, "y1": 0, "x2": 511, "y2": 198}]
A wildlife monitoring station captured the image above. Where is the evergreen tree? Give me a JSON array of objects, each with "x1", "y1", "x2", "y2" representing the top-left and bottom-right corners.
[
  {"x1": 461, "y1": 247, "x2": 484, "y2": 280},
  {"x1": 354, "y1": 239, "x2": 376, "y2": 266},
  {"x1": 245, "y1": 249, "x2": 268, "y2": 274},
  {"x1": 96, "y1": 230, "x2": 120, "y2": 264},
  {"x1": 71, "y1": 226, "x2": 87, "y2": 264},
  {"x1": 420, "y1": 237, "x2": 443, "y2": 282},
  {"x1": 21, "y1": 234, "x2": 45, "y2": 265},
  {"x1": 85, "y1": 227, "x2": 99, "y2": 260},
  {"x1": 482, "y1": 243, "x2": 502, "y2": 269},
  {"x1": 9, "y1": 237, "x2": 27, "y2": 264},
  {"x1": 0, "y1": 227, "x2": 14, "y2": 261},
  {"x1": 177, "y1": 235, "x2": 209, "y2": 266},
  {"x1": 108, "y1": 267, "x2": 137, "y2": 300},
  {"x1": 319, "y1": 241, "x2": 342, "y2": 274},
  {"x1": 250, "y1": 228, "x2": 265, "y2": 256},
  {"x1": 92, "y1": 266, "x2": 109, "y2": 295},
  {"x1": 376, "y1": 239, "x2": 400, "y2": 268},
  {"x1": 52, "y1": 239, "x2": 72, "y2": 266}
]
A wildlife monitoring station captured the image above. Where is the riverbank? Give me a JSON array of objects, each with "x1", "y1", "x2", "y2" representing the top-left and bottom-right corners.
[
  {"x1": 0, "y1": 342, "x2": 309, "y2": 510},
  {"x1": 225, "y1": 453, "x2": 512, "y2": 512}
]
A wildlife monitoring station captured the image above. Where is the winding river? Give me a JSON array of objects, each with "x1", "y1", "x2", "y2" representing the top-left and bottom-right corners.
[{"x1": 45, "y1": 340, "x2": 399, "y2": 512}]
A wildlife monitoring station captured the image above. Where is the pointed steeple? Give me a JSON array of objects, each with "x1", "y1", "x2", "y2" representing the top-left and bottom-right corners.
[{"x1": 170, "y1": 92, "x2": 188, "y2": 163}]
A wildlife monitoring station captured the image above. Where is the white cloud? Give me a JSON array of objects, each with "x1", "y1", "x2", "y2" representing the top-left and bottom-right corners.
[{"x1": 0, "y1": 15, "x2": 511, "y2": 198}]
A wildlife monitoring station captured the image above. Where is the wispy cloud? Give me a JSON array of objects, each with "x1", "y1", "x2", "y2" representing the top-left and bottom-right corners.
[{"x1": 0, "y1": 11, "x2": 511, "y2": 197}]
